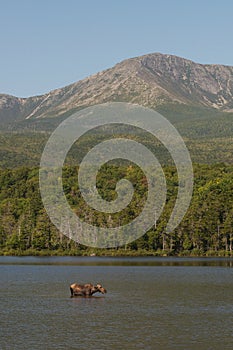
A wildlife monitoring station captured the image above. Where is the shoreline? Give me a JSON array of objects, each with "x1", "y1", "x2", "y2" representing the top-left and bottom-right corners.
[{"x1": 0, "y1": 249, "x2": 232, "y2": 258}]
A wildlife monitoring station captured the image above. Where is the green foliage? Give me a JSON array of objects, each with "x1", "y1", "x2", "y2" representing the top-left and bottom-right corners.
[
  {"x1": 0, "y1": 163, "x2": 232, "y2": 256},
  {"x1": 0, "y1": 104, "x2": 233, "y2": 169}
]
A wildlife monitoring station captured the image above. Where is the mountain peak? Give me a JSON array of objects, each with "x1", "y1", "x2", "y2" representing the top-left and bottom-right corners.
[{"x1": 1, "y1": 52, "x2": 233, "y2": 128}]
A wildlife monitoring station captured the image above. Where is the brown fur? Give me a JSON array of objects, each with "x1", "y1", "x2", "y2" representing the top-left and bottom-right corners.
[{"x1": 70, "y1": 282, "x2": 107, "y2": 297}]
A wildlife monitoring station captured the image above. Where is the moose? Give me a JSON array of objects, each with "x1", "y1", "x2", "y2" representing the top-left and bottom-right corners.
[{"x1": 70, "y1": 283, "x2": 107, "y2": 297}]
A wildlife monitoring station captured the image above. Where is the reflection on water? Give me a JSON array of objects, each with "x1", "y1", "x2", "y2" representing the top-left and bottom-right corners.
[
  {"x1": 0, "y1": 257, "x2": 233, "y2": 350},
  {"x1": 1, "y1": 256, "x2": 233, "y2": 267}
]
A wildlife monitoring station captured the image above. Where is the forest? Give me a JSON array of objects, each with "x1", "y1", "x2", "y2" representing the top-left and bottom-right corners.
[{"x1": 0, "y1": 163, "x2": 232, "y2": 256}]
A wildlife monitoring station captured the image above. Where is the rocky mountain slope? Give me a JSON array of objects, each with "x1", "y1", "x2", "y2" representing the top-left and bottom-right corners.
[{"x1": 0, "y1": 53, "x2": 233, "y2": 130}]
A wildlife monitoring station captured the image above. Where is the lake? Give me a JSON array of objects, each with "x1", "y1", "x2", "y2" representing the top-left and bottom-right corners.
[{"x1": 0, "y1": 257, "x2": 232, "y2": 350}]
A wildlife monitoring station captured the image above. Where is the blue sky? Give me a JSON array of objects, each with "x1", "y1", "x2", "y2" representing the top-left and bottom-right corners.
[{"x1": 1, "y1": 0, "x2": 233, "y2": 97}]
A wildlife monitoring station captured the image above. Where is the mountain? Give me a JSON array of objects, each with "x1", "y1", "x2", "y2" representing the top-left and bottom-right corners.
[
  {"x1": 0, "y1": 53, "x2": 233, "y2": 131},
  {"x1": 0, "y1": 53, "x2": 232, "y2": 167}
]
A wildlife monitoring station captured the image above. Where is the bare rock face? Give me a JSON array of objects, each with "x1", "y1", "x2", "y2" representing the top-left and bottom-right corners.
[
  {"x1": 0, "y1": 53, "x2": 233, "y2": 126},
  {"x1": 138, "y1": 54, "x2": 233, "y2": 109}
]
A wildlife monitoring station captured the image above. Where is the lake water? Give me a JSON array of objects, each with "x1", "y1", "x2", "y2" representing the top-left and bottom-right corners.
[{"x1": 0, "y1": 257, "x2": 232, "y2": 350}]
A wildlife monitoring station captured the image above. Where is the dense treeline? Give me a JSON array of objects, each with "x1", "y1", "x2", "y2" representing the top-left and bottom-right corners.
[
  {"x1": 0, "y1": 163, "x2": 232, "y2": 256},
  {"x1": 1, "y1": 126, "x2": 233, "y2": 169}
]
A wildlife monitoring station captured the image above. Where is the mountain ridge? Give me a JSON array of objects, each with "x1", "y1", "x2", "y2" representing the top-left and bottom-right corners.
[
  {"x1": 0, "y1": 53, "x2": 233, "y2": 167},
  {"x1": 0, "y1": 52, "x2": 233, "y2": 130}
]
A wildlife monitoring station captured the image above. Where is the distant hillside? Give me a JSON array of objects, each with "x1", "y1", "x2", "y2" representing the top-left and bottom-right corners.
[
  {"x1": 0, "y1": 53, "x2": 232, "y2": 167},
  {"x1": 0, "y1": 53, "x2": 233, "y2": 129}
]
